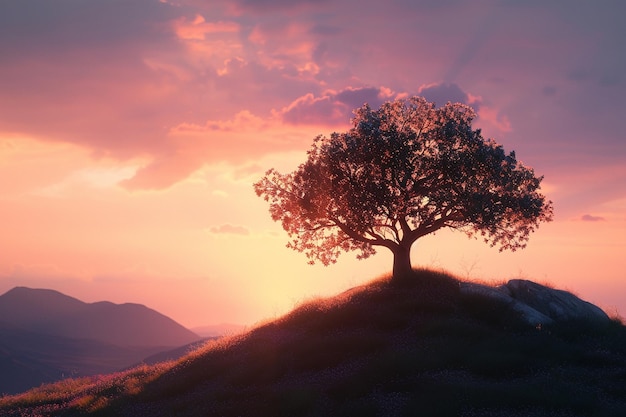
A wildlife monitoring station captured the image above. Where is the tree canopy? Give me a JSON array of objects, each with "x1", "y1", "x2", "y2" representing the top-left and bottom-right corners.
[{"x1": 254, "y1": 96, "x2": 553, "y2": 283}]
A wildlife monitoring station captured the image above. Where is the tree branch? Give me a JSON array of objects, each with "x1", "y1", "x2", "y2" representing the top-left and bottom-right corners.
[{"x1": 330, "y1": 216, "x2": 396, "y2": 250}]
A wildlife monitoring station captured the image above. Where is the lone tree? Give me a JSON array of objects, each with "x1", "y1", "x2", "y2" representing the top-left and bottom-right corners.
[{"x1": 255, "y1": 96, "x2": 553, "y2": 284}]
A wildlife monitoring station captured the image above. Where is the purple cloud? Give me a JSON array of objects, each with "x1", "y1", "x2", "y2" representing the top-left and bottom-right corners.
[
  {"x1": 280, "y1": 87, "x2": 396, "y2": 126},
  {"x1": 334, "y1": 87, "x2": 390, "y2": 110},
  {"x1": 417, "y1": 83, "x2": 478, "y2": 110},
  {"x1": 580, "y1": 214, "x2": 606, "y2": 222},
  {"x1": 229, "y1": 0, "x2": 330, "y2": 12},
  {"x1": 280, "y1": 83, "x2": 482, "y2": 126}
]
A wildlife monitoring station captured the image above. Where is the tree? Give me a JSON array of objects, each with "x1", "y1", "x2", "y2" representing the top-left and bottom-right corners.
[{"x1": 254, "y1": 96, "x2": 553, "y2": 284}]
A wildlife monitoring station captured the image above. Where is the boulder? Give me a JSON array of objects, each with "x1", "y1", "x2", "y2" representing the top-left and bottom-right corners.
[
  {"x1": 504, "y1": 279, "x2": 609, "y2": 324},
  {"x1": 459, "y1": 282, "x2": 554, "y2": 327},
  {"x1": 459, "y1": 280, "x2": 610, "y2": 327}
]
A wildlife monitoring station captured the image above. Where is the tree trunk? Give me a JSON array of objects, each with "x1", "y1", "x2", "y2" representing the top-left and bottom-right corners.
[{"x1": 391, "y1": 244, "x2": 413, "y2": 285}]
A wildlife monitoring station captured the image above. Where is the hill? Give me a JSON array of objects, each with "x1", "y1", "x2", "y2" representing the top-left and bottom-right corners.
[
  {"x1": 0, "y1": 287, "x2": 200, "y2": 347},
  {"x1": 1, "y1": 269, "x2": 625, "y2": 416},
  {"x1": 0, "y1": 287, "x2": 201, "y2": 394}
]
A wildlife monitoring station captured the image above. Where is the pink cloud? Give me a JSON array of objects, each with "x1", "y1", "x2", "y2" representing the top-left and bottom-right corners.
[
  {"x1": 119, "y1": 156, "x2": 203, "y2": 191},
  {"x1": 476, "y1": 106, "x2": 512, "y2": 133},
  {"x1": 174, "y1": 15, "x2": 240, "y2": 40},
  {"x1": 120, "y1": 110, "x2": 320, "y2": 189},
  {"x1": 116, "y1": 81, "x2": 504, "y2": 191},
  {"x1": 247, "y1": 21, "x2": 321, "y2": 77},
  {"x1": 0, "y1": 0, "x2": 624, "y2": 200},
  {"x1": 232, "y1": 164, "x2": 265, "y2": 180},
  {"x1": 172, "y1": 14, "x2": 244, "y2": 68},
  {"x1": 118, "y1": 82, "x2": 494, "y2": 189},
  {"x1": 209, "y1": 224, "x2": 250, "y2": 235},
  {"x1": 172, "y1": 110, "x2": 268, "y2": 133}
]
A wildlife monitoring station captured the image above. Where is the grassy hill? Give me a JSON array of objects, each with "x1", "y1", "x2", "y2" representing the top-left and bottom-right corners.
[{"x1": 1, "y1": 269, "x2": 625, "y2": 416}]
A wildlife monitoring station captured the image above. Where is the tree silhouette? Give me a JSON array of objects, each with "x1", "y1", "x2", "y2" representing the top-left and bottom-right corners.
[{"x1": 255, "y1": 96, "x2": 553, "y2": 283}]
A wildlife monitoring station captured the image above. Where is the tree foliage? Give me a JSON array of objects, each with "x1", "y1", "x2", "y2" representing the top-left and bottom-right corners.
[{"x1": 254, "y1": 96, "x2": 553, "y2": 280}]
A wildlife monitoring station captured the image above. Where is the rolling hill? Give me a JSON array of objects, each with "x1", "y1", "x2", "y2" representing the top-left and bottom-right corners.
[
  {"x1": 1, "y1": 269, "x2": 625, "y2": 416},
  {"x1": 0, "y1": 287, "x2": 201, "y2": 394}
]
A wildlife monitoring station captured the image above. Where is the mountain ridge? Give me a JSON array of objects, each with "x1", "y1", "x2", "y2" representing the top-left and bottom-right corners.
[
  {"x1": 0, "y1": 287, "x2": 202, "y2": 395},
  {"x1": 0, "y1": 286, "x2": 200, "y2": 347}
]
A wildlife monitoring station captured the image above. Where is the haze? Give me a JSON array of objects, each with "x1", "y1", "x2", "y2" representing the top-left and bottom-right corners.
[{"x1": 0, "y1": 0, "x2": 624, "y2": 328}]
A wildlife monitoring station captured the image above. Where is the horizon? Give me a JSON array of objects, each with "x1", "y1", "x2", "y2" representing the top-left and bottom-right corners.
[{"x1": 1, "y1": 1, "x2": 625, "y2": 329}]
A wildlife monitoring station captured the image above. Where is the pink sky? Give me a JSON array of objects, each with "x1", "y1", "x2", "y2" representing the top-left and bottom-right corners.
[{"x1": 1, "y1": 0, "x2": 625, "y2": 328}]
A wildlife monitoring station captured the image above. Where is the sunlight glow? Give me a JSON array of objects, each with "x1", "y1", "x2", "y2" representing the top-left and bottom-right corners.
[{"x1": 0, "y1": 1, "x2": 624, "y2": 330}]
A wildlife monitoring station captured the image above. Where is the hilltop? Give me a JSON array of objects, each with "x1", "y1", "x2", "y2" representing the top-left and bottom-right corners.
[{"x1": 1, "y1": 269, "x2": 625, "y2": 416}]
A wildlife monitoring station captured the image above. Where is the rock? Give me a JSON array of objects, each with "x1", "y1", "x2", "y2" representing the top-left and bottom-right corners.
[
  {"x1": 459, "y1": 280, "x2": 610, "y2": 327},
  {"x1": 459, "y1": 282, "x2": 554, "y2": 327},
  {"x1": 505, "y1": 279, "x2": 609, "y2": 324}
]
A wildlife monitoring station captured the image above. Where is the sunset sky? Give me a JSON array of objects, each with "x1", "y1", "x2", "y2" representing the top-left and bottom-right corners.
[{"x1": 1, "y1": 0, "x2": 625, "y2": 328}]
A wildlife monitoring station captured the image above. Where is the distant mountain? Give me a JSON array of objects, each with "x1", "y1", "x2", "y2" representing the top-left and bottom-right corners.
[
  {"x1": 0, "y1": 287, "x2": 200, "y2": 347},
  {"x1": 0, "y1": 287, "x2": 202, "y2": 395}
]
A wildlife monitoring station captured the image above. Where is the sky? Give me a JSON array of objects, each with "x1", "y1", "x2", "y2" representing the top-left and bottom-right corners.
[{"x1": 1, "y1": 0, "x2": 625, "y2": 328}]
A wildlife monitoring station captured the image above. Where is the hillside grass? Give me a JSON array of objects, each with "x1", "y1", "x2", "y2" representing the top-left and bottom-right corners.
[{"x1": 1, "y1": 268, "x2": 625, "y2": 416}]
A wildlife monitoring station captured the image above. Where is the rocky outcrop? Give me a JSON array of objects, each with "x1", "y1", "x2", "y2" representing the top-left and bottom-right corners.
[
  {"x1": 460, "y1": 279, "x2": 610, "y2": 327},
  {"x1": 504, "y1": 279, "x2": 609, "y2": 324}
]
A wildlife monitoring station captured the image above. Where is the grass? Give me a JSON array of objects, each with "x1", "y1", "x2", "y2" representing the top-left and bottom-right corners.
[{"x1": 1, "y1": 268, "x2": 625, "y2": 416}]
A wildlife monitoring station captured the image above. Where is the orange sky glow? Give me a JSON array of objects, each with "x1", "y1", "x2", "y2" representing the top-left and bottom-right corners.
[{"x1": 1, "y1": 1, "x2": 625, "y2": 328}]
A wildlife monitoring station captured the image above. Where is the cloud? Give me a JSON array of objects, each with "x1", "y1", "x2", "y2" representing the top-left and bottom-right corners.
[
  {"x1": 416, "y1": 83, "x2": 513, "y2": 135},
  {"x1": 476, "y1": 106, "x2": 512, "y2": 133},
  {"x1": 279, "y1": 87, "x2": 396, "y2": 126},
  {"x1": 173, "y1": 14, "x2": 244, "y2": 68},
  {"x1": 174, "y1": 15, "x2": 240, "y2": 40},
  {"x1": 1, "y1": 0, "x2": 624, "y2": 198},
  {"x1": 0, "y1": 0, "x2": 175, "y2": 55},
  {"x1": 581, "y1": 214, "x2": 606, "y2": 222},
  {"x1": 120, "y1": 110, "x2": 319, "y2": 189},
  {"x1": 119, "y1": 156, "x2": 203, "y2": 190},
  {"x1": 232, "y1": 164, "x2": 265, "y2": 181},
  {"x1": 173, "y1": 110, "x2": 268, "y2": 132},
  {"x1": 1, "y1": 2, "x2": 493, "y2": 192},
  {"x1": 417, "y1": 83, "x2": 476, "y2": 109},
  {"x1": 0, "y1": 0, "x2": 187, "y2": 159},
  {"x1": 228, "y1": 0, "x2": 330, "y2": 12},
  {"x1": 247, "y1": 21, "x2": 321, "y2": 77},
  {"x1": 209, "y1": 224, "x2": 250, "y2": 235},
  {"x1": 279, "y1": 83, "x2": 485, "y2": 127}
]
